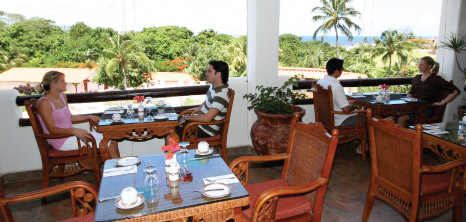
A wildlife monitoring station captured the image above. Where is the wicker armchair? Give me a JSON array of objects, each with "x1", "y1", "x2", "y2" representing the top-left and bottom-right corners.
[
  {"x1": 178, "y1": 88, "x2": 234, "y2": 163},
  {"x1": 363, "y1": 109, "x2": 466, "y2": 221},
  {"x1": 0, "y1": 181, "x2": 97, "y2": 222},
  {"x1": 24, "y1": 99, "x2": 102, "y2": 190},
  {"x1": 312, "y1": 83, "x2": 367, "y2": 159},
  {"x1": 230, "y1": 113, "x2": 339, "y2": 221}
]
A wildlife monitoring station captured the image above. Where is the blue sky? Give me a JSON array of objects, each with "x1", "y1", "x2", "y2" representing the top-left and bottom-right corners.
[{"x1": 2, "y1": 0, "x2": 441, "y2": 37}]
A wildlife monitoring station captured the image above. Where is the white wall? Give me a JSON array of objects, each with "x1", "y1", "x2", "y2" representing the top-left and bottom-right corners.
[{"x1": 438, "y1": 0, "x2": 466, "y2": 121}]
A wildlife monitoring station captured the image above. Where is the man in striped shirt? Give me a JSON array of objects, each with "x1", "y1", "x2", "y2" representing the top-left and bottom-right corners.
[{"x1": 167, "y1": 60, "x2": 230, "y2": 143}]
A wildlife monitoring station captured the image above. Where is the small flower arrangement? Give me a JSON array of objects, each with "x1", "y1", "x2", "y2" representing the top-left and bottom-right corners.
[
  {"x1": 162, "y1": 138, "x2": 181, "y2": 159},
  {"x1": 379, "y1": 84, "x2": 389, "y2": 90},
  {"x1": 134, "y1": 96, "x2": 145, "y2": 104}
]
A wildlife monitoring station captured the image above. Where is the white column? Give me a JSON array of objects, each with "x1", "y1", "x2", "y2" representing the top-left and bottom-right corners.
[
  {"x1": 246, "y1": 0, "x2": 281, "y2": 144},
  {"x1": 437, "y1": 0, "x2": 466, "y2": 121}
]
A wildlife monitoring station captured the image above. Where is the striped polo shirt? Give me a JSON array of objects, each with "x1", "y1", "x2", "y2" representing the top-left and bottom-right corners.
[{"x1": 199, "y1": 84, "x2": 230, "y2": 136}]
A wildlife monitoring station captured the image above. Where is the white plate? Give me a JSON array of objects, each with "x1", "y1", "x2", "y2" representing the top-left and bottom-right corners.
[
  {"x1": 155, "y1": 115, "x2": 168, "y2": 120},
  {"x1": 402, "y1": 97, "x2": 418, "y2": 102},
  {"x1": 115, "y1": 195, "x2": 144, "y2": 209},
  {"x1": 195, "y1": 148, "x2": 213, "y2": 156},
  {"x1": 201, "y1": 183, "x2": 231, "y2": 198},
  {"x1": 116, "y1": 157, "x2": 141, "y2": 167}
]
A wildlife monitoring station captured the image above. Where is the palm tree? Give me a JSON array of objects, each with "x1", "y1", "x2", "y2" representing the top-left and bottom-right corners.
[
  {"x1": 372, "y1": 30, "x2": 412, "y2": 77},
  {"x1": 102, "y1": 35, "x2": 151, "y2": 89},
  {"x1": 0, "y1": 48, "x2": 28, "y2": 72},
  {"x1": 311, "y1": 0, "x2": 361, "y2": 58}
]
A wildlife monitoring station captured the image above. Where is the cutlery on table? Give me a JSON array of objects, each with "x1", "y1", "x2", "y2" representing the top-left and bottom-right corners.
[
  {"x1": 104, "y1": 166, "x2": 135, "y2": 174},
  {"x1": 204, "y1": 176, "x2": 236, "y2": 183},
  {"x1": 98, "y1": 191, "x2": 143, "y2": 202},
  {"x1": 190, "y1": 154, "x2": 221, "y2": 161},
  {"x1": 193, "y1": 188, "x2": 225, "y2": 193}
]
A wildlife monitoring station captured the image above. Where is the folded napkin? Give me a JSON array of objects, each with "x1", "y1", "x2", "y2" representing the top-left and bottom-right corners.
[
  {"x1": 203, "y1": 174, "x2": 239, "y2": 185},
  {"x1": 351, "y1": 95, "x2": 366, "y2": 98},
  {"x1": 104, "y1": 110, "x2": 124, "y2": 114},
  {"x1": 103, "y1": 165, "x2": 137, "y2": 177},
  {"x1": 423, "y1": 129, "x2": 449, "y2": 135},
  {"x1": 422, "y1": 124, "x2": 439, "y2": 130}
]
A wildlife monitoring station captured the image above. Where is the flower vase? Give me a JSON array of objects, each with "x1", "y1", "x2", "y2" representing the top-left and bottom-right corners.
[
  {"x1": 138, "y1": 102, "x2": 144, "y2": 113},
  {"x1": 165, "y1": 155, "x2": 180, "y2": 173}
]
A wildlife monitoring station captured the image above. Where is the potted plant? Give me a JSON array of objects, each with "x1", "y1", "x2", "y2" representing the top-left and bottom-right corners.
[
  {"x1": 439, "y1": 33, "x2": 466, "y2": 119},
  {"x1": 243, "y1": 76, "x2": 306, "y2": 155}
]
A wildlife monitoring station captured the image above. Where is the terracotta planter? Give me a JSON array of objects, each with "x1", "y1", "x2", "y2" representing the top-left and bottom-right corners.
[{"x1": 251, "y1": 106, "x2": 305, "y2": 155}]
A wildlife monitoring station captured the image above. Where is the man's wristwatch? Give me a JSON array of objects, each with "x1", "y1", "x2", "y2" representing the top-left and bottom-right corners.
[
  {"x1": 441, "y1": 100, "x2": 447, "y2": 104},
  {"x1": 183, "y1": 115, "x2": 188, "y2": 121}
]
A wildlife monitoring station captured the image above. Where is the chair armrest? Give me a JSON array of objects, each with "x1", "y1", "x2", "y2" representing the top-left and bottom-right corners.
[
  {"x1": 2, "y1": 181, "x2": 97, "y2": 218},
  {"x1": 420, "y1": 160, "x2": 466, "y2": 173},
  {"x1": 332, "y1": 110, "x2": 367, "y2": 115},
  {"x1": 72, "y1": 119, "x2": 98, "y2": 132},
  {"x1": 229, "y1": 154, "x2": 288, "y2": 185},
  {"x1": 36, "y1": 132, "x2": 74, "y2": 139},
  {"x1": 178, "y1": 110, "x2": 195, "y2": 118},
  {"x1": 251, "y1": 178, "x2": 328, "y2": 221}
]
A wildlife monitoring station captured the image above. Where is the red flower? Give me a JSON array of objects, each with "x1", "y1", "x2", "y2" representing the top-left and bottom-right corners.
[
  {"x1": 133, "y1": 96, "x2": 145, "y2": 103},
  {"x1": 162, "y1": 138, "x2": 181, "y2": 159},
  {"x1": 380, "y1": 84, "x2": 389, "y2": 90}
]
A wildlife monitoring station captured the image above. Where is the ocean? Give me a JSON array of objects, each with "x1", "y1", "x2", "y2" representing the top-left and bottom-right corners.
[{"x1": 300, "y1": 36, "x2": 438, "y2": 46}]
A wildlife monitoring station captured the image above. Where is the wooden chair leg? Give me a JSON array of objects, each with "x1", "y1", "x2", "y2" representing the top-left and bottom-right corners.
[
  {"x1": 362, "y1": 191, "x2": 376, "y2": 221},
  {"x1": 221, "y1": 143, "x2": 229, "y2": 164},
  {"x1": 453, "y1": 196, "x2": 464, "y2": 222}
]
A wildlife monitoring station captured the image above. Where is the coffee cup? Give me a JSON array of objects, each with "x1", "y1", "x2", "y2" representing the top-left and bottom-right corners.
[
  {"x1": 157, "y1": 100, "x2": 165, "y2": 107},
  {"x1": 158, "y1": 108, "x2": 165, "y2": 114},
  {"x1": 197, "y1": 141, "x2": 209, "y2": 153},
  {"x1": 112, "y1": 113, "x2": 121, "y2": 122},
  {"x1": 120, "y1": 187, "x2": 138, "y2": 206}
]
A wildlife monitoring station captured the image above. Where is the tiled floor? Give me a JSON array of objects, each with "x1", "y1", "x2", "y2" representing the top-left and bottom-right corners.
[{"x1": 2, "y1": 143, "x2": 465, "y2": 221}]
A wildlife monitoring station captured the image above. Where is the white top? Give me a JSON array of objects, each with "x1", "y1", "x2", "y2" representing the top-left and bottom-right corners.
[{"x1": 316, "y1": 75, "x2": 356, "y2": 126}]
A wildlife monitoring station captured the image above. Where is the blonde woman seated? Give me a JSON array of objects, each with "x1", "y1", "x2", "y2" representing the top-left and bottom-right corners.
[
  {"x1": 397, "y1": 56, "x2": 459, "y2": 127},
  {"x1": 35, "y1": 71, "x2": 120, "y2": 158}
]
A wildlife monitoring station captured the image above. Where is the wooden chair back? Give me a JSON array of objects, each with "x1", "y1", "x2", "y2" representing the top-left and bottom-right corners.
[
  {"x1": 366, "y1": 109, "x2": 422, "y2": 198},
  {"x1": 312, "y1": 83, "x2": 335, "y2": 132},
  {"x1": 283, "y1": 114, "x2": 339, "y2": 219},
  {"x1": 422, "y1": 80, "x2": 453, "y2": 124}
]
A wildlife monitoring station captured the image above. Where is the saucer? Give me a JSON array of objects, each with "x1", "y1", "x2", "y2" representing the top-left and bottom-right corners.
[
  {"x1": 201, "y1": 183, "x2": 231, "y2": 198},
  {"x1": 115, "y1": 195, "x2": 144, "y2": 209},
  {"x1": 195, "y1": 148, "x2": 213, "y2": 156},
  {"x1": 116, "y1": 156, "x2": 141, "y2": 167}
]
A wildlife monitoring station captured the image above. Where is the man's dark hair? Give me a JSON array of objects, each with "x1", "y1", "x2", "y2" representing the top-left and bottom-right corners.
[
  {"x1": 209, "y1": 60, "x2": 229, "y2": 84},
  {"x1": 326, "y1": 58, "x2": 344, "y2": 75}
]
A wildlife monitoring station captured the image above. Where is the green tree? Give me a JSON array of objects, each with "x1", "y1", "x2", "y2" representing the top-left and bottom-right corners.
[
  {"x1": 0, "y1": 47, "x2": 28, "y2": 71},
  {"x1": 225, "y1": 36, "x2": 247, "y2": 77},
  {"x1": 136, "y1": 26, "x2": 193, "y2": 61},
  {"x1": 372, "y1": 30, "x2": 412, "y2": 77},
  {"x1": 311, "y1": 0, "x2": 361, "y2": 58},
  {"x1": 99, "y1": 35, "x2": 153, "y2": 89}
]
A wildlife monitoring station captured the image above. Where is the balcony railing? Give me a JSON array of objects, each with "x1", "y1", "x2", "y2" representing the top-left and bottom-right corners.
[{"x1": 16, "y1": 77, "x2": 414, "y2": 126}]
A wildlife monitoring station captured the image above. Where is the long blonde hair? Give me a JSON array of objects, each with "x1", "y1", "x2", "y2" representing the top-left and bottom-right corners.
[
  {"x1": 420, "y1": 56, "x2": 439, "y2": 75},
  {"x1": 35, "y1": 71, "x2": 64, "y2": 94}
]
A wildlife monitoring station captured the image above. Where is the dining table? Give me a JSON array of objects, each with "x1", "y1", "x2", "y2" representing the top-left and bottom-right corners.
[
  {"x1": 94, "y1": 150, "x2": 249, "y2": 222},
  {"x1": 347, "y1": 92, "x2": 427, "y2": 123},
  {"x1": 421, "y1": 122, "x2": 466, "y2": 160},
  {"x1": 96, "y1": 106, "x2": 180, "y2": 162}
]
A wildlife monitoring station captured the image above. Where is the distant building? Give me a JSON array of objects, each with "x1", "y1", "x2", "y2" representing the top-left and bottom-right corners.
[
  {"x1": 148, "y1": 72, "x2": 196, "y2": 88},
  {"x1": 0, "y1": 68, "x2": 103, "y2": 93}
]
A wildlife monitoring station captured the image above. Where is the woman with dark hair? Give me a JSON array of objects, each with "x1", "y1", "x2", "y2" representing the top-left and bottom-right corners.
[
  {"x1": 36, "y1": 71, "x2": 120, "y2": 158},
  {"x1": 397, "y1": 56, "x2": 459, "y2": 127}
]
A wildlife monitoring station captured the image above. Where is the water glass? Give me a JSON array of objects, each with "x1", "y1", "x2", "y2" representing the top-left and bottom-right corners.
[
  {"x1": 126, "y1": 104, "x2": 134, "y2": 119},
  {"x1": 143, "y1": 165, "x2": 158, "y2": 188}
]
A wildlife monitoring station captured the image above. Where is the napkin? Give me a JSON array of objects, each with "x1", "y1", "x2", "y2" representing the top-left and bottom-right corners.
[
  {"x1": 423, "y1": 129, "x2": 449, "y2": 135},
  {"x1": 203, "y1": 173, "x2": 239, "y2": 185},
  {"x1": 104, "y1": 110, "x2": 124, "y2": 114},
  {"x1": 103, "y1": 165, "x2": 137, "y2": 177}
]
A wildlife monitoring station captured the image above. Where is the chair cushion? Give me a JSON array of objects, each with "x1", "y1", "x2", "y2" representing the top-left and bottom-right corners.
[
  {"x1": 421, "y1": 172, "x2": 451, "y2": 195},
  {"x1": 48, "y1": 149, "x2": 80, "y2": 158},
  {"x1": 197, "y1": 134, "x2": 221, "y2": 142},
  {"x1": 242, "y1": 179, "x2": 312, "y2": 220},
  {"x1": 60, "y1": 213, "x2": 94, "y2": 222}
]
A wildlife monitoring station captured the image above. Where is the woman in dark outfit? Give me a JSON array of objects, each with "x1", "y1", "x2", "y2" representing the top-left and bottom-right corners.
[{"x1": 397, "y1": 56, "x2": 459, "y2": 127}]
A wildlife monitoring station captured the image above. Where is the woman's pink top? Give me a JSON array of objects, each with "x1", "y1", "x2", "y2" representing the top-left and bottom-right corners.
[{"x1": 37, "y1": 93, "x2": 73, "y2": 150}]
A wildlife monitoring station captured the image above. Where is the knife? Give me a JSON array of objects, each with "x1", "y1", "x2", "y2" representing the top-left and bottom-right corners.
[{"x1": 190, "y1": 154, "x2": 221, "y2": 161}]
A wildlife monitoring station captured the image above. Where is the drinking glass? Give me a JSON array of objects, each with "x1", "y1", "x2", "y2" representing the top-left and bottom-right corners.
[
  {"x1": 143, "y1": 165, "x2": 158, "y2": 188},
  {"x1": 126, "y1": 104, "x2": 134, "y2": 119},
  {"x1": 178, "y1": 142, "x2": 190, "y2": 168}
]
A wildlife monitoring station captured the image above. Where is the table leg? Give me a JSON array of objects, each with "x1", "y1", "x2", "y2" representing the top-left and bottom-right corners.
[{"x1": 169, "y1": 128, "x2": 180, "y2": 142}]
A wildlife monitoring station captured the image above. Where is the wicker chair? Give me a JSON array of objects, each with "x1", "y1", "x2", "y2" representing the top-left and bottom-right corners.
[
  {"x1": 178, "y1": 88, "x2": 234, "y2": 163},
  {"x1": 363, "y1": 109, "x2": 466, "y2": 222},
  {"x1": 230, "y1": 113, "x2": 339, "y2": 221},
  {"x1": 24, "y1": 99, "x2": 102, "y2": 190},
  {"x1": 0, "y1": 181, "x2": 97, "y2": 222},
  {"x1": 312, "y1": 83, "x2": 368, "y2": 160}
]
